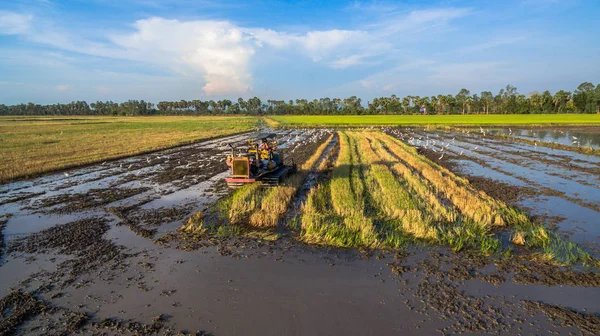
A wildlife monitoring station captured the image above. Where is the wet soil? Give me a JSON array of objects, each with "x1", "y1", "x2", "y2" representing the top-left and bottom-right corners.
[
  {"x1": 0, "y1": 192, "x2": 46, "y2": 207},
  {"x1": 108, "y1": 204, "x2": 194, "y2": 239},
  {"x1": 8, "y1": 217, "x2": 129, "y2": 289},
  {"x1": 384, "y1": 127, "x2": 600, "y2": 252},
  {"x1": 1, "y1": 128, "x2": 600, "y2": 335},
  {"x1": 0, "y1": 218, "x2": 6, "y2": 261},
  {"x1": 35, "y1": 187, "x2": 151, "y2": 214},
  {"x1": 522, "y1": 300, "x2": 600, "y2": 335},
  {"x1": 0, "y1": 290, "x2": 52, "y2": 335},
  {"x1": 418, "y1": 147, "x2": 539, "y2": 206}
]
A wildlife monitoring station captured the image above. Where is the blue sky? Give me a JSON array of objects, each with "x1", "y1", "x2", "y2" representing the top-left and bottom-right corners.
[{"x1": 0, "y1": 0, "x2": 599, "y2": 104}]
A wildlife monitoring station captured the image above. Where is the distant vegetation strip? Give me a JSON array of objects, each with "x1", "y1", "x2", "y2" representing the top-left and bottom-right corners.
[
  {"x1": 2, "y1": 82, "x2": 599, "y2": 116},
  {"x1": 269, "y1": 114, "x2": 600, "y2": 127},
  {"x1": 0, "y1": 116, "x2": 259, "y2": 184}
]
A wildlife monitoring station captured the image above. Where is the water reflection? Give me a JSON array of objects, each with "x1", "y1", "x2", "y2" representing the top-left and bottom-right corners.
[{"x1": 487, "y1": 127, "x2": 600, "y2": 149}]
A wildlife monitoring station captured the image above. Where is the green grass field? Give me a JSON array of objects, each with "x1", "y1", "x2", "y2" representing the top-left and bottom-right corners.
[
  {"x1": 0, "y1": 116, "x2": 259, "y2": 183},
  {"x1": 267, "y1": 114, "x2": 600, "y2": 127}
]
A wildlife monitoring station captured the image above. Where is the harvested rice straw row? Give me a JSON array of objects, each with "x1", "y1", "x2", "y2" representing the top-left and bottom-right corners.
[
  {"x1": 368, "y1": 136, "x2": 457, "y2": 224},
  {"x1": 373, "y1": 132, "x2": 504, "y2": 227},
  {"x1": 249, "y1": 133, "x2": 334, "y2": 228}
]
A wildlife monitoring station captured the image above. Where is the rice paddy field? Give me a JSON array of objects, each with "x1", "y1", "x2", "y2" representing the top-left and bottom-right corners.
[
  {"x1": 0, "y1": 116, "x2": 259, "y2": 183},
  {"x1": 1, "y1": 118, "x2": 600, "y2": 335},
  {"x1": 267, "y1": 114, "x2": 600, "y2": 127}
]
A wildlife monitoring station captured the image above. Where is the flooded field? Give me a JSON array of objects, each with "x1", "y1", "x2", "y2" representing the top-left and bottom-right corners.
[
  {"x1": 1, "y1": 127, "x2": 600, "y2": 335},
  {"x1": 387, "y1": 127, "x2": 600, "y2": 254},
  {"x1": 486, "y1": 126, "x2": 600, "y2": 149}
]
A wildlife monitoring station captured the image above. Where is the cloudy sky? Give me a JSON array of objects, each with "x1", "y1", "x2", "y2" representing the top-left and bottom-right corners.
[{"x1": 0, "y1": 0, "x2": 599, "y2": 104}]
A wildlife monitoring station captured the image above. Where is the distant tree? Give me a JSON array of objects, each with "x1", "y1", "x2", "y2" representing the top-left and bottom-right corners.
[
  {"x1": 456, "y1": 88, "x2": 470, "y2": 114},
  {"x1": 595, "y1": 84, "x2": 600, "y2": 113},
  {"x1": 401, "y1": 97, "x2": 410, "y2": 114},
  {"x1": 574, "y1": 82, "x2": 596, "y2": 113},
  {"x1": 3, "y1": 82, "x2": 599, "y2": 116},
  {"x1": 553, "y1": 90, "x2": 569, "y2": 113},
  {"x1": 430, "y1": 96, "x2": 439, "y2": 114},
  {"x1": 480, "y1": 91, "x2": 493, "y2": 114}
]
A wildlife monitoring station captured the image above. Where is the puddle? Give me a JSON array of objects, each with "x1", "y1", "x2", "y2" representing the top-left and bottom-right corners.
[
  {"x1": 387, "y1": 127, "x2": 600, "y2": 250},
  {"x1": 487, "y1": 127, "x2": 600, "y2": 150}
]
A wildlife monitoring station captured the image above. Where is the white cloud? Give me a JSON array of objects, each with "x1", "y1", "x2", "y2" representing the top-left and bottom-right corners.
[
  {"x1": 247, "y1": 28, "x2": 368, "y2": 63},
  {"x1": 300, "y1": 30, "x2": 368, "y2": 61},
  {"x1": 110, "y1": 17, "x2": 255, "y2": 95},
  {"x1": 0, "y1": 11, "x2": 33, "y2": 35},
  {"x1": 0, "y1": 5, "x2": 472, "y2": 97},
  {"x1": 331, "y1": 54, "x2": 367, "y2": 69}
]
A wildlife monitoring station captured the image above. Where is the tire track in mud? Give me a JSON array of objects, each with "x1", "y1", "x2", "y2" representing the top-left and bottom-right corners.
[
  {"x1": 383, "y1": 128, "x2": 600, "y2": 252},
  {"x1": 0, "y1": 130, "x2": 323, "y2": 239},
  {"x1": 420, "y1": 138, "x2": 600, "y2": 215},
  {"x1": 443, "y1": 134, "x2": 600, "y2": 182},
  {"x1": 278, "y1": 133, "x2": 340, "y2": 233},
  {"x1": 388, "y1": 129, "x2": 600, "y2": 208},
  {"x1": 0, "y1": 131, "x2": 340, "y2": 334},
  {"x1": 409, "y1": 130, "x2": 600, "y2": 171},
  {"x1": 2, "y1": 129, "x2": 600, "y2": 335},
  {"x1": 0, "y1": 131, "x2": 258, "y2": 196},
  {"x1": 440, "y1": 143, "x2": 600, "y2": 214}
]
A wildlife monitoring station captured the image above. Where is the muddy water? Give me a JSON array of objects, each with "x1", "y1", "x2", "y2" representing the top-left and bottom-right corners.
[
  {"x1": 487, "y1": 126, "x2": 600, "y2": 149},
  {"x1": 388, "y1": 127, "x2": 600, "y2": 252},
  {"x1": 46, "y1": 246, "x2": 436, "y2": 335},
  {"x1": 2, "y1": 128, "x2": 600, "y2": 335}
]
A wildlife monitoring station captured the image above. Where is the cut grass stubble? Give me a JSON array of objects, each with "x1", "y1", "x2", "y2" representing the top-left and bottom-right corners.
[
  {"x1": 300, "y1": 131, "x2": 593, "y2": 265},
  {"x1": 184, "y1": 128, "x2": 592, "y2": 266},
  {"x1": 183, "y1": 133, "x2": 335, "y2": 235}
]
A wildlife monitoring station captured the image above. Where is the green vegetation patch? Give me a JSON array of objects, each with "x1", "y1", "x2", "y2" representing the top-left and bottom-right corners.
[
  {"x1": 0, "y1": 116, "x2": 259, "y2": 183},
  {"x1": 269, "y1": 114, "x2": 600, "y2": 127}
]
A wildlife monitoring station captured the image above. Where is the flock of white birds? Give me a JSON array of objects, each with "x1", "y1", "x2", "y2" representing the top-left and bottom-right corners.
[
  {"x1": 58, "y1": 127, "x2": 593, "y2": 186},
  {"x1": 381, "y1": 126, "x2": 594, "y2": 163}
]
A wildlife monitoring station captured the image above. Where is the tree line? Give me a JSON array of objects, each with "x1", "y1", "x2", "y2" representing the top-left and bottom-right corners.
[{"x1": 1, "y1": 82, "x2": 599, "y2": 116}]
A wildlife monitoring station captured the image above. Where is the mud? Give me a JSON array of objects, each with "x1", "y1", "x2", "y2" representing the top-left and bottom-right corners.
[
  {"x1": 419, "y1": 147, "x2": 537, "y2": 206},
  {"x1": 1, "y1": 128, "x2": 600, "y2": 335},
  {"x1": 522, "y1": 300, "x2": 600, "y2": 335},
  {"x1": 35, "y1": 187, "x2": 151, "y2": 214},
  {"x1": 0, "y1": 218, "x2": 6, "y2": 261},
  {"x1": 108, "y1": 204, "x2": 193, "y2": 239},
  {"x1": 0, "y1": 290, "x2": 52, "y2": 335},
  {"x1": 0, "y1": 192, "x2": 45, "y2": 207},
  {"x1": 7, "y1": 217, "x2": 133, "y2": 293},
  {"x1": 385, "y1": 126, "x2": 600, "y2": 252}
]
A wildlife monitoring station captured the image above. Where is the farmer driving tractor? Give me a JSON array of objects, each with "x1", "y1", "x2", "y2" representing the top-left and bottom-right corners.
[{"x1": 225, "y1": 133, "x2": 296, "y2": 188}]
